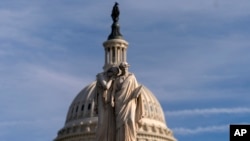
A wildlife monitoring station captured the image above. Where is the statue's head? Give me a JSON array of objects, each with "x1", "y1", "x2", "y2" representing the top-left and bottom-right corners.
[
  {"x1": 119, "y1": 62, "x2": 130, "y2": 69},
  {"x1": 119, "y1": 62, "x2": 130, "y2": 75}
]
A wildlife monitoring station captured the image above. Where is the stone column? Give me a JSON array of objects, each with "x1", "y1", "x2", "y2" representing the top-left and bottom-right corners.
[
  {"x1": 117, "y1": 47, "x2": 120, "y2": 63},
  {"x1": 124, "y1": 48, "x2": 127, "y2": 62}
]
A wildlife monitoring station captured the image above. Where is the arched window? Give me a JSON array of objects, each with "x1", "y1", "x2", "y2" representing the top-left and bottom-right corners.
[
  {"x1": 112, "y1": 47, "x2": 115, "y2": 63},
  {"x1": 121, "y1": 48, "x2": 124, "y2": 61},
  {"x1": 71, "y1": 106, "x2": 74, "y2": 114},
  {"x1": 88, "y1": 103, "x2": 91, "y2": 110},
  {"x1": 81, "y1": 104, "x2": 84, "y2": 111},
  {"x1": 75, "y1": 106, "x2": 78, "y2": 112}
]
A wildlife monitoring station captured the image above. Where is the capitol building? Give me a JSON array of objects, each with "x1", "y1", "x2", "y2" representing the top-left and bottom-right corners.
[{"x1": 54, "y1": 3, "x2": 177, "y2": 141}]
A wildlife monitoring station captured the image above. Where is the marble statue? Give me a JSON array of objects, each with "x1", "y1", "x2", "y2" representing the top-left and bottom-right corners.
[
  {"x1": 95, "y1": 62, "x2": 144, "y2": 141},
  {"x1": 95, "y1": 66, "x2": 119, "y2": 141},
  {"x1": 111, "y1": 62, "x2": 143, "y2": 141}
]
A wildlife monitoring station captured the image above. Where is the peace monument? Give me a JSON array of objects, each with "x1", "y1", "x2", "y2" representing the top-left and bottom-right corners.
[{"x1": 54, "y1": 3, "x2": 177, "y2": 141}]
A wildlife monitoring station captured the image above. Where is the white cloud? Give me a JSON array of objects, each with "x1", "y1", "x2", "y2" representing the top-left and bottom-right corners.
[
  {"x1": 0, "y1": 117, "x2": 64, "y2": 140},
  {"x1": 172, "y1": 124, "x2": 228, "y2": 135},
  {"x1": 131, "y1": 34, "x2": 250, "y2": 103},
  {"x1": 25, "y1": 65, "x2": 86, "y2": 89},
  {"x1": 0, "y1": 63, "x2": 93, "y2": 122},
  {"x1": 115, "y1": 0, "x2": 250, "y2": 36},
  {"x1": 166, "y1": 107, "x2": 250, "y2": 117}
]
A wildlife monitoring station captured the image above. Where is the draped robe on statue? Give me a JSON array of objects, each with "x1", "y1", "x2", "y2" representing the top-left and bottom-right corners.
[
  {"x1": 112, "y1": 73, "x2": 143, "y2": 141},
  {"x1": 95, "y1": 73, "x2": 116, "y2": 141}
]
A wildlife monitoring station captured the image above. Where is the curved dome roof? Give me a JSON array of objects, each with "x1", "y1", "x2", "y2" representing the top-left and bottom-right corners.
[{"x1": 54, "y1": 81, "x2": 176, "y2": 141}]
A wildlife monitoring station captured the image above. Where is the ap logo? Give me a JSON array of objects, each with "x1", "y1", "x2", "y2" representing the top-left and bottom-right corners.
[{"x1": 230, "y1": 125, "x2": 250, "y2": 141}]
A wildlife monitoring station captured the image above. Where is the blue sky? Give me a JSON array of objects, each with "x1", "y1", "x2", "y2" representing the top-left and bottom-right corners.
[{"x1": 0, "y1": 0, "x2": 250, "y2": 141}]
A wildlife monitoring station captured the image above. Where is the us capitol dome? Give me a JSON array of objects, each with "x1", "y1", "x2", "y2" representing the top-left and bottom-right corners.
[{"x1": 54, "y1": 3, "x2": 177, "y2": 141}]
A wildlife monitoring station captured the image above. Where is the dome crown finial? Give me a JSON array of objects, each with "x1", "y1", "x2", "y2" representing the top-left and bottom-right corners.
[
  {"x1": 111, "y1": 2, "x2": 119, "y2": 23},
  {"x1": 108, "y1": 2, "x2": 123, "y2": 40}
]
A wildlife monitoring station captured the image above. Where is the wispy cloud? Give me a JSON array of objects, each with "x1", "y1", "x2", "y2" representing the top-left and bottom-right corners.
[
  {"x1": 0, "y1": 1, "x2": 249, "y2": 141},
  {"x1": 173, "y1": 124, "x2": 228, "y2": 135},
  {"x1": 0, "y1": 117, "x2": 64, "y2": 140},
  {"x1": 132, "y1": 36, "x2": 250, "y2": 103},
  {"x1": 25, "y1": 65, "x2": 87, "y2": 89},
  {"x1": 0, "y1": 117, "x2": 63, "y2": 128},
  {"x1": 166, "y1": 107, "x2": 250, "y2": 117}
]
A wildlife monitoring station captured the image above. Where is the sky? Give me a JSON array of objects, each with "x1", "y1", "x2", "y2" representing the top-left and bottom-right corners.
[{"x1": 0, "y1": 0, "x2": 250, "y2": 141}]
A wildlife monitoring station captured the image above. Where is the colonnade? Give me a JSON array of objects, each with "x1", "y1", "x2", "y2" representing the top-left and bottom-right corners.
[
  {"x1": 105, "y1": 46, "x2": 126, "y2": 65},
  {"x1": 103, "y1": 39, "x2": 128, "y2": 70}
]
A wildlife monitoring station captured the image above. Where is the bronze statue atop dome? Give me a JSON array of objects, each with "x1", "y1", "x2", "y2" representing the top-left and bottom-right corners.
[
  {"x1": 111, "y1": 2, "x2": 120, "y2": 23},
  {"x1": 108, "y1": 2, "x2": 123, "y2": 40}
]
